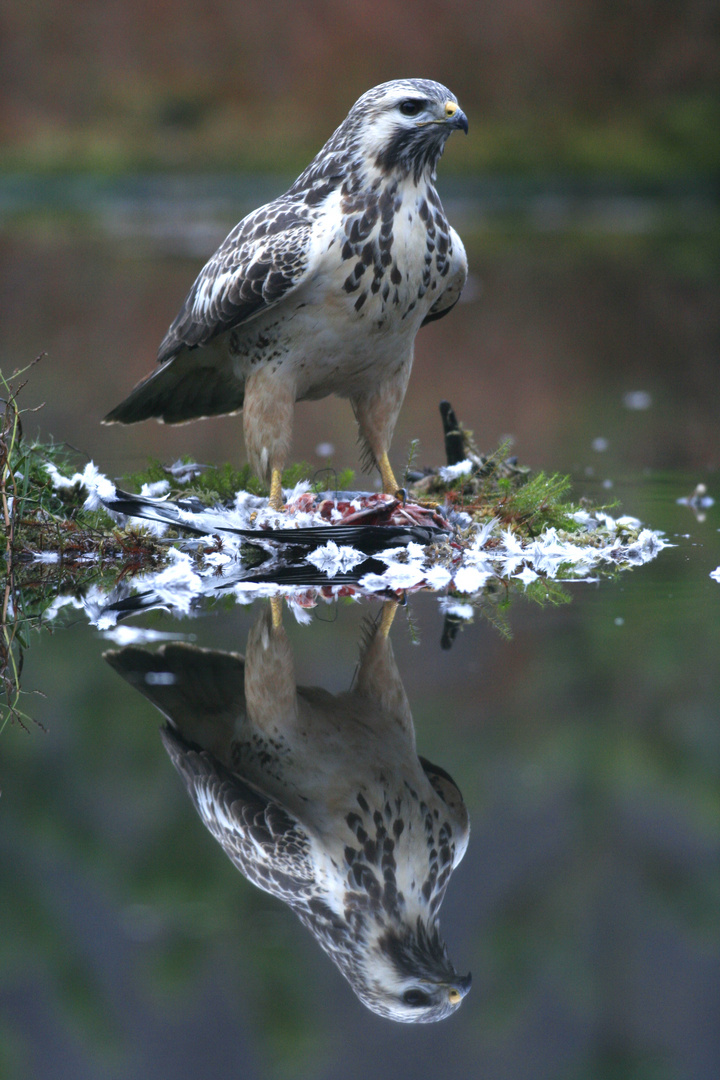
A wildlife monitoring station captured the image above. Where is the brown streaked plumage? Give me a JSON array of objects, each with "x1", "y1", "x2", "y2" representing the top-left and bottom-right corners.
[{"x1": 104, "y1": 80, "x2": 468, "y2": 509}]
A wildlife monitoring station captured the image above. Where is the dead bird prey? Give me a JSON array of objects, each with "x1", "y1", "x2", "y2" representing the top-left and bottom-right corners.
[
  {"x1": 104, "y1": 79, "x2": 468, "y2": 509},
  {"x1": 105, "y1": 601, "x2": 471, "y2": 1022}
]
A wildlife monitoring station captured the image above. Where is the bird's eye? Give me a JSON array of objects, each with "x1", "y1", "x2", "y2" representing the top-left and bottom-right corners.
[
  {"x1": 402, "y1": 988, "x2": 431, "y2": 1007},
  {"x1": 399, "y1": 99, "x2": 424, "y2": 117}
]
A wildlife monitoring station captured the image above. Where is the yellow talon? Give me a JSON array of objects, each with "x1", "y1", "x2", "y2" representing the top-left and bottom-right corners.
[
  {"x1": 270, "y1": 595, "x2": 283, "y2": 629},
  {"x1": 269, "y1": 468, "x2": 284, "y2": 510},
  {"x1": 378, "y1": 451, "x2": 399, "y2": 495},
  {"x1": 378, "y1": 600, "x2": 398, "y2": 639}
]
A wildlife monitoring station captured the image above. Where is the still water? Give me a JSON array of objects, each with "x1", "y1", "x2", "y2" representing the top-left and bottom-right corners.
[{"x1": 1, "y1": 179, "x2": 719, "y2": 1079}]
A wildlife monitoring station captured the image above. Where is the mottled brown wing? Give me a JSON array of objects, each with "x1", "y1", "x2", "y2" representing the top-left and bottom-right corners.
[
  {"x1": 157, "y1": 201, "x2": 314, "y2": 364},
  {"x1": 161, "y1": 726, "x2": 317, "y2": 904},
  {"x1": 419, "y1": 755, "x2": 470, "y2": 870}
]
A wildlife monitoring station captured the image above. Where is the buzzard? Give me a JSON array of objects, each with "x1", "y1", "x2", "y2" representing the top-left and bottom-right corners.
[
  {"x1": 104, "y1": 79, "x2": 468, "y2": 508},
  {"x1": 106, "y1": 601, "x2": 471, "y2": 1022}
]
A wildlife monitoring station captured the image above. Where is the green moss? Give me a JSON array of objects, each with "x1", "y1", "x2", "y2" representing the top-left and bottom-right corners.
[
  {"x1": 124, "y1": 458, "x2": 347, "y2": 506},
  {"x1": 122, "y1": 457, "x2": 173, "y2": 492},
  {"x1": 408, "y1": 434, "x2": 582, "y2": 535},
  {"x1": 180, "y1": 461, "x2": 264, "y2": 504},
  {"x1": 491, "y1": 471, "x2": 579, "y2": 535},
  {"x1": 336, "y1": 467, "x2": 355, "y2": 491}
]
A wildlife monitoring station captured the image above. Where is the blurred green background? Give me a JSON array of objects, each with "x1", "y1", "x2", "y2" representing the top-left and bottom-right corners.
[{"x1": 2, "y1": 0, "x2": 719, "y2": 179}]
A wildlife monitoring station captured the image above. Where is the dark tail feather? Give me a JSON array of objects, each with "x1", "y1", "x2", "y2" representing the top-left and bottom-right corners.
[
  {"x1": 105, "y1": 643, "x2": 246, "y2": 731},
  {"x1": 103, "y1": 355, "x2": 244, "y2": 425}
]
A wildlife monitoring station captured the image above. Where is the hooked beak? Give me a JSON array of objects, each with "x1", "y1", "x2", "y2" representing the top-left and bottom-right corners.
[
  {"x1": 443, "y1": 100, "x2": 469, "y2": 135},
  {"x1": 419, "y1": 101, "x2": 469, "y2": 136}
]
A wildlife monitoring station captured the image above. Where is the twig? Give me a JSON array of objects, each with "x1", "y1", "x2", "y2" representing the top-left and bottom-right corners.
[{"x1": 439, "y1": 400, "x2": 466, "y2": 466}]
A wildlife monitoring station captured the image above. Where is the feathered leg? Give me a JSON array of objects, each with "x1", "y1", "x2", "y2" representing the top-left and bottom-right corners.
[
  {"x1": 351, "y1": 350, "x2": 413, "y2": 495},
  {"x1": 243, "y1": 369, "x2": 296, "y2": 510}
]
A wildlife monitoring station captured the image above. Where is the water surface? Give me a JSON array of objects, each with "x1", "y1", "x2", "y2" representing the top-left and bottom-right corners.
[{"x1": 1, "y1": 180, "x2": 719, "y2": 1080}]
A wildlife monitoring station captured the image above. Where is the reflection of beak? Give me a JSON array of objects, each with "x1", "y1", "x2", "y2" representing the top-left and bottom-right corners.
[
  {"x1": 447, "y1": 971, "x2": 472, "y2": 1004},
  {"x1": 444, "y1": 100, "x2": 469, "y2": 134}
]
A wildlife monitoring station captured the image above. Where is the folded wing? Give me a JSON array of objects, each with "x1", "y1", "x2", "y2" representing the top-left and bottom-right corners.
[{"x1": 157, "y1": 201, "x2": 315, "y2": 363}]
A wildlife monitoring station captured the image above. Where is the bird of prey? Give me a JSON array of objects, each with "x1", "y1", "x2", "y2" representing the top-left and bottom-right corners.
[
  {"x1": 106, "y1": 601, "x2": 471, "y2": 1022},
  {"x1": 104, "y1": 79, "x2": 468, "y2": 509}
]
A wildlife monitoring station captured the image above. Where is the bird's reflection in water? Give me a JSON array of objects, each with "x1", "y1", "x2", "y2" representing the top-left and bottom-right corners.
[{"x1": 106, "y1": 599, "x2": 471, "y2": 1022}]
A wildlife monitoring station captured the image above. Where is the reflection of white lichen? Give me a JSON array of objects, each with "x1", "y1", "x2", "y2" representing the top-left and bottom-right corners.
[
  {"x1": 439, "y1": 598, "x2": 474, "y2": 620},
  {"x1": 349, "y1": 512, "x2": 670, "y2": 596},
  {"x1": 306, "y1": 541, "x2": 366, "y2": 577},
  {"x1": 39, "y1": 462, "x2": 671, "y2": 625},
  {"x1": 423, "y1": 566, "x2": 452, "y2": 589},
  {"x1": 101, "y1": 626, "x2": 193, "y2": 645},
  {"x1": 28, "y1": 551, "x2": 60, "y2": 564},
  {"x1": 451, "y1": 565, "x2": 495, "y2": 594},
  {"x1": 285, "y1": 599, "x2": 315, "y2": 625}
]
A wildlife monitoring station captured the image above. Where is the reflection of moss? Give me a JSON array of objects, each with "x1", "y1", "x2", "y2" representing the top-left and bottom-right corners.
[
  {"x1": 523, "y1": 577, "x2": 573, "y2": 608},
  {"x1": 57, "y1": 959, "x2": 122, "y2": 1058},
  {"x1": 441, "y1": 575, "x2": 572, "y2": 644}
]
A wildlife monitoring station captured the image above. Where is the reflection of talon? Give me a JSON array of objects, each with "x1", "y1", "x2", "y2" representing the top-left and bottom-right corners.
[
  {"x1": 270, "y1": 594, "x2": 283, "y2": 629},
  {"x1": 378, "y1": 599, "x2": 398, "y2": 638}
]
